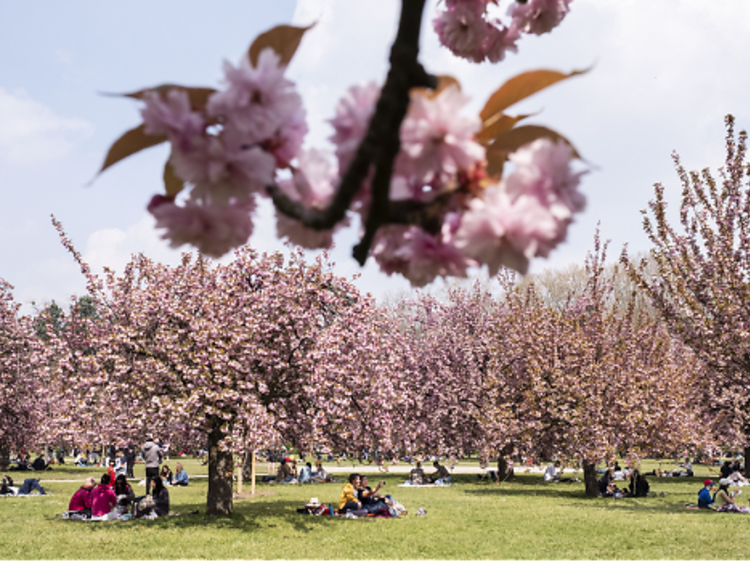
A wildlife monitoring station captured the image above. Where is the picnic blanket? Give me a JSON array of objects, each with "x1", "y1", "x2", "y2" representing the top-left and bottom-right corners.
[{"x1": 398, "y1": 482, "x2": 450, "y2": 487}]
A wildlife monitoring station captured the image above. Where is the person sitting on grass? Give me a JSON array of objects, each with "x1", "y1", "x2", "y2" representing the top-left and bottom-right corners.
[
  {"x1": 113, "y1": 474, "x2": 135, "y2": 514},
  {"x1": 358, "y1": 476, "x2": 388, "y2": 513},
  {"x1": 298, "y1": 462, "x2": 313, "y2": 484},
  {"x1": 626, "y1": 470, "x2": 650, "y2": 498},
  {"x1": 698, "y1": 479, "x2": 716, "y2": 509},
  {"x1": 408, "y1": 461, "x2": 426, "y2": 485},
  {"x1": 339, "y1": 473, "x2": 363, "y2": 513},
  {"x1": 152, "y1": 476, "x2": 170, "y2": 516},
  {"x1": 173, "y1": 462, "x2": 189, "y2": 486},
  {"x1": 160, "y1": 464, "x2": 173, "y2": 486},
  {"x1": 544, "y1": 461, "x2": 562, "y2": 482},
  {"x1": 311, "y1": 460, "x2": 327, "y2": 483},
  {"x1": 0, "y1": 474, "x2": 15, "y2": 495},
  {"x1": 91, "y1": 474, "x2": 117, "y2": 516},
  {"x1": 430, "y1": 461, "x2": 451, "y2": 485},
  {"x1": 68, "y1": 477, "x2": 96, "y2": 516},
  {"x1": 713, "y1": 478, "x2": 748, "y2": 512},
  {"x1": 31, "y1": 455, "x2": 50, "y2": 472},
  {"x1": 17, "y1": 478, "x2": 46, "y2": 495}
]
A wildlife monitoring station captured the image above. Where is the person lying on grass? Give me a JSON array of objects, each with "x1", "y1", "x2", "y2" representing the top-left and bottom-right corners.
[
  {"x1": 17, "y1": 478, "x2": 46, "y2": 495},
  {"x1": 68, "y1": 477, "x2": 96, "y2": 516}
]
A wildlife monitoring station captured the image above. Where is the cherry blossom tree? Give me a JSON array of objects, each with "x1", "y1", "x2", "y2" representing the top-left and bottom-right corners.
[
  {"x1": 49, "y1": 218, "x2": 413, "y2": 515},
  {"x1": 99, "y1": 0, "x2": 587, "y2": 286},
  {"x1": 624, "y1": 115, "x2": 750, "y2": 472},
  {"x1": 0, "y1": 278, "x2": 48, "y2": 470}
]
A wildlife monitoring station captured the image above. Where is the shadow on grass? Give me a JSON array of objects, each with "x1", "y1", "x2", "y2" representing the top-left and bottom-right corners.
[{"x1": 47, "y1": 499, "x2": 360, "y2": 535}]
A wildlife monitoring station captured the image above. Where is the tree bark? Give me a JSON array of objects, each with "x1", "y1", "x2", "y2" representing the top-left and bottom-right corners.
[
  {"x1": 206, "y1": 425, "x2": 234, "y2": 516},
  {"x1": 0, "y1": 448, "x2": 9, "y2": 471},
  {"x1": 745, "y1": 445, "x2": 750, "y2": 476},
  {"x1": 583, "y1": 461, "x2": 599, "y2": 497},
  {"x1": 496, "y1": 448, "x2": 514, "y2": 481},
  {"x1": 242, "y1": 451, "x2": 254, "y2": 481}
]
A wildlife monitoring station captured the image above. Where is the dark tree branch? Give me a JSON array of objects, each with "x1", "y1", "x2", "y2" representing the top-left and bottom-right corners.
[{"x1": 268, "y1": 0, "x2": 437, "y2": 265}]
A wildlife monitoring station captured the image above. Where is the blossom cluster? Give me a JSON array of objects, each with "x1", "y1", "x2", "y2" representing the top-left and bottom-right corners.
[{"x1": 433, "y1": 0, "x2": 573, "y2": 63}]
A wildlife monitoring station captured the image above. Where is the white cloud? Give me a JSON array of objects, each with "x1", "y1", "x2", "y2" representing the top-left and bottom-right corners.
[{"x1": 0, "y1": 88, "x2": 93, "y2": 163}]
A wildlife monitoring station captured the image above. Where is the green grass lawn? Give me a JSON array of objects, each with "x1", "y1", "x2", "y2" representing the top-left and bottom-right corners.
[{"x1": 0, "y1": 458, "x2": 746, "y2": 560}]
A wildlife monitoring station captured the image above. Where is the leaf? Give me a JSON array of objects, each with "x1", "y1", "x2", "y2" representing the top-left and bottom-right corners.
[
  {"x1": 163, "y1": 159, "x2": 185, "y2": 198},
  {"x1": 488, "y1": 125, "x2": 582, "y2": 159},
  {"x1": 476, "y1": 113, "x2": 534, "y2": 144},
  {"x1": 248, "y1": 24, "x2": 315, "y2": 67},
  {"x1": 485, "y1": 147, "x2": 507, "y2": 178},
  {"x1": 411, "y1": 75, "x2": 461, "y2": 99},
  {"x1": 480, "y1": 68, "x2": 589, "y2": 122},
  {"x1": 120, "y1": 86, "x2": 217, "y2": 111},
  {"x1": 99, "y1": 124, "x2": 167, "y2": 174}
]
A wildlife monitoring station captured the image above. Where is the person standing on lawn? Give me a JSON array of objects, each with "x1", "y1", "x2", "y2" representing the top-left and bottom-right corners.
[{"x1": 142, "y1": 436, "x2": 162, "y2": 495}]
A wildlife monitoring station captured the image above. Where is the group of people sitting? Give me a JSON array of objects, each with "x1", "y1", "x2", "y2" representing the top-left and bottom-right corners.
[
  {"x1": 598, "y1": 468, "x2": 650, "y2": 498},
  {"x1": 157, "y1": 463, "x2": 189, "y2": 487},
  {"x1": 697, "y1": 478, "x2": 750, "y2": 512},
  {"x1": 337, "y1": 473, "x2": 405, "y2": 518},
  {"x1": 267, "y1": 458, "x2": 329, "y2": 484},
  {"x1": 404, "y1": 461, "x2": 450, "y2": 486},
  {"x1": 66, "y1": 473, "x2": 170, "y2": 520},
  {"x1": 0, "y1": 474, "x2": 46, "y2": 496}
]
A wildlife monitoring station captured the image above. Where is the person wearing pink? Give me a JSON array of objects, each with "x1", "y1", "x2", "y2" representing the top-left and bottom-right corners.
[
  {"x1": 91, "y1": 474, "x2": 117, "y2": 516},
  {"x1": 68, "y1": 477, "x2": 96, "y2": 515}
]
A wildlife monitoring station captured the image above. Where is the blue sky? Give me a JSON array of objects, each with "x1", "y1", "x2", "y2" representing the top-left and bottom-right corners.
[{"x1": 3, "y1": 0, "x2": 750, "y2": 312}]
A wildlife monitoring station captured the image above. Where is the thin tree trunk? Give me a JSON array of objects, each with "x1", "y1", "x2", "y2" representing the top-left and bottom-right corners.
[
  {"x1": 0, "y1": 448, "x2": 9, "y2": 471},
  {"x1": 242, "y1": 451, "x2": 254, "y2": 480},
  {"x1": 745, "y1": 445, "x2": 750, "y2": 476},
  {"x1": 206, "y1": 425, "x2": 234, "y2": 516},
  {"x1": 496, "y1": 447, "x2": 514, "y2": 482},
  {"x1": 583, "y1": 461, "x2": 599, "y2": 497}
]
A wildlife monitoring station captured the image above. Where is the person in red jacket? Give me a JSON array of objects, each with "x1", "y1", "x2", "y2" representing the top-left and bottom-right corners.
[
  {"x1": 91, "y1": 474, "x2": 117, "y2": 516},
  {"x1": 106, "y1": 461, "x2": 117, "y2": 488},
  {"x1": 68, "y1": 477, "x2": 96, "y2": 516}
]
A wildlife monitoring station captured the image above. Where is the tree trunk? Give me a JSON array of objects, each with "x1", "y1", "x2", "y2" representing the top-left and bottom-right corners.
[
  {"x1": 583, "y1": 461, "x2": 599, "y2": 497},
  {"x1": 0, "y1": 448, "x2": 9, "y2": 471},
  {"x1": 206, "y1": 426, "x2": 234, "y2": 516},
  {"x1": 496, "y1": 450, "x2": 514, "y2": 482},
  {"x1": 242, "y1": 451, "x2": 254, "y2": 480},
  {"x1": 745, "y1": 445, "x2": 750, "y2": 476}
]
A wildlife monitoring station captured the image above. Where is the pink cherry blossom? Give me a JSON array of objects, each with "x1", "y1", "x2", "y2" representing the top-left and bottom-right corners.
[
  {"x1": 504, "y1": 138, "x2": 587, "y2": 222},
  {"x1": 433, "y1": 4, "x2": 489, "y2": 63},
  {"x1": 275, "y1": 149, "x2": 340, "y2": 249},
  {"x1": 509, "y1": 0, "x2": 572, "y2": 36},
  {"x1": 170, "y1": 126, "x2": 276, "y2": 205},
  {"x1": 328, "y1": 82, "x2": 380, "y2": 174},
  {"x1": 147, "y1": 195, "x2": 255, "y2": 258},
  {"x1": 208, "y1": 48, "x2": 304, "y2": 144},
  {"x1": 372, "y1": 213, "x2": 472, "y2": 286},
  {"x1": 399, "y1": 86, "x2": 485, "y2": 184},
  {"x1": 482, "y1": 20, "x2": 521, "y2": 63},
  {"x1": 140, "y1": 89, "x2": 205, "y2": 139}
]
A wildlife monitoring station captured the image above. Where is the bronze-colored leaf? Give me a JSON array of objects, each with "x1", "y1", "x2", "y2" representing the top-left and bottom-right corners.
[
  {"x1": 163, "y1": 159, "x2": 185, "y2": 198},
  {"x1": 99, "y1": 124, "x2": 167, "y2": 174},
  {"x1": 488, "y1": 125, "x2": 582, "y2": 159},
  {"x1": 486, "y1": 147, "x2": 508, "y2": 178},
  {"x1": 476, "y1": 113, "x2": 534, "y2": 144},
  {"x1": 248, "y1": 23, "x2": 315, "y2": 67},
  {"x1": 411, "y1": 75, "x2": 461, "y2": 99},
  {"x1": 480, "y1": 68, "x2": 588, "y2": 122},
  {"x1": 119, "y1": 85, "x2": 217, "y2": 111}
]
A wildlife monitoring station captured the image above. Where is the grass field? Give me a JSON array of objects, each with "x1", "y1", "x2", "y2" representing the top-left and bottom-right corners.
[{"x1": 0, "y1": 458, "x2": 747, "y2": 560}]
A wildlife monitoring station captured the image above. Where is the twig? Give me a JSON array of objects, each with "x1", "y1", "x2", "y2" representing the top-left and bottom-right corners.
[{"x1": 268, "y1": 0, "x2": 437, "y2": 265}]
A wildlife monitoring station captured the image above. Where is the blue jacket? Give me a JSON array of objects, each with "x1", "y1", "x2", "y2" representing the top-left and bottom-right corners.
[
  {"x1": 174, "y1": 469, "x2": 189, "y2": 485},
  {"x1": 698, "y1": 487, "x2": 713, "y2": 508}
]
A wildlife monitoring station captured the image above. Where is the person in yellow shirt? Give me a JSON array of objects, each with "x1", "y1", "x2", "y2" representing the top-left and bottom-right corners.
[{"x1": 338, "y1": 473, "x2": 362, "y2": 513}]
